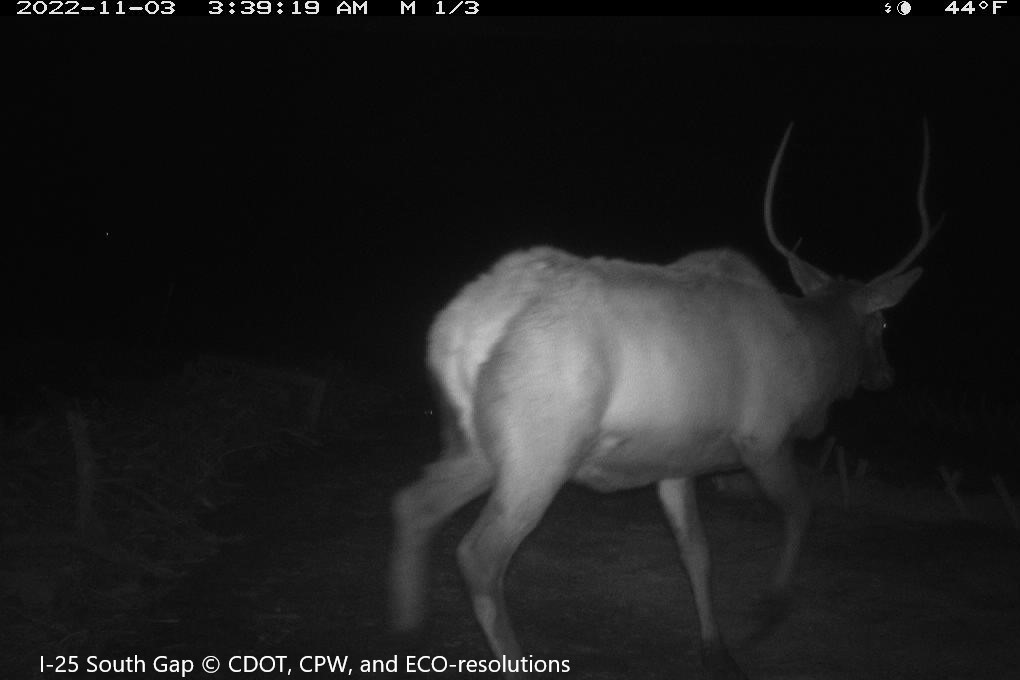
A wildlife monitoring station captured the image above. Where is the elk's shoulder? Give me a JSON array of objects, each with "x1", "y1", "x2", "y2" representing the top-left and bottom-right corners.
[{"x1": 668, "y1": 248, "x2": 775, "y2": 291}]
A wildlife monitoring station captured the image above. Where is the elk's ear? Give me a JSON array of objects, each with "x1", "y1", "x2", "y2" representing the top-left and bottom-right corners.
[
  {"x1": 859, "y1": 267, "x2": 923, "y2": 313},
  {"x1": 788, "y1": 257, "x2": 831, "y2": 296}
]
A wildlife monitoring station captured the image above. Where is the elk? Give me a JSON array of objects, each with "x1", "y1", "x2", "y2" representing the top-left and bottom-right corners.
[{"x1": 389, "y1": 122, "x2": 937, "y2": 679}]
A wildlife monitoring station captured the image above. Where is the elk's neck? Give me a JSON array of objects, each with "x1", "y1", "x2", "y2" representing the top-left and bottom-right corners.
[{"x1": 788, "y1": 296, "x2": 864, "y2": 406}]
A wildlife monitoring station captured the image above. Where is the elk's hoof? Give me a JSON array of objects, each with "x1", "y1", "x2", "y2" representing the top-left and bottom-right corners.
[
  {"x1": 700, "y1": 642, "x2": 748, "y2": 680},
  {"x1": 388, "y1": 619, "x2": 431, "y2": 651}
]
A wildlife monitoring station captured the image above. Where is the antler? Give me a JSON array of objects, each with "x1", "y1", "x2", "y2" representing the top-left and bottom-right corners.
[
  {"x1": 874, "y1": 118, "x2": 941, "y2": 280},
  {"x1": 764, "y1": 123, "x2": 839, "y2": 296},
  {"x1": 763, "y1": 122, "x2": 801, "y2": 264}
]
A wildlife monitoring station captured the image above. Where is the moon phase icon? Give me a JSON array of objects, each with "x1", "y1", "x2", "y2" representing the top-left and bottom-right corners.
[{"x1": 896, "y1": 1, "x2": 911, "y2": 14}]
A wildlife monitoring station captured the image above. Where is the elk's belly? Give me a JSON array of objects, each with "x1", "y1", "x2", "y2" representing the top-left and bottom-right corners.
[
  {"x1": 572, "y1": 428, "x2": 743, "y2": 492},
  {"x1": 573, "y1": 335, "x2": 749, "y2": 491}
]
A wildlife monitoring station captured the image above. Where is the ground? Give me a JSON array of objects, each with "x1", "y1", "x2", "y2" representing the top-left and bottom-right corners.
[{"x1": 89, "y1": 424, "x2": 1020, "y2": 680}]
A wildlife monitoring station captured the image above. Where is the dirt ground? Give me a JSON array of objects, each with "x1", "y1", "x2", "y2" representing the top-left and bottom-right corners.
[{"x1": 94, "y1": 427, "x2": 1019, "y2": 680}]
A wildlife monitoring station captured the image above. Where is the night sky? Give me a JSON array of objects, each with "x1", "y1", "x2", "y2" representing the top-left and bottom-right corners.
[{"x1": 8, "y1": 18, "x2": 1017, "y2": 401}]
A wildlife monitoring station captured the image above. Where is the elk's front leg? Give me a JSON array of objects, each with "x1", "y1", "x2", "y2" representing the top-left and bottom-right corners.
[{"x1": 658, "y1": 477, "x2": 747, "y2": 680}]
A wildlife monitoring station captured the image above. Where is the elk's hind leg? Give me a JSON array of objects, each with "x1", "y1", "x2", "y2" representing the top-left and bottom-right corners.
[
  {"x1": 658, "y1": 478, "x2": 747, "y2": 680},
  {"x1": 456, "y1": 461, "x2": 569, "y2": 665},
  {"x1": 457, "y1": 370, "x2": 603, "y2": 668},
  {"x1": 390, "y1": 452, "x2": 494, "y2": 632}
]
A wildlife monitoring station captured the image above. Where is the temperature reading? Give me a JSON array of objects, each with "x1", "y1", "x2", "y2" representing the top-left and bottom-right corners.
[
  {"x1": 945, "y1": 0, "x2": 1009, "y2": 12},
  {"x1": 946, "y1": 1, "x2": 977, "y2": 12}
]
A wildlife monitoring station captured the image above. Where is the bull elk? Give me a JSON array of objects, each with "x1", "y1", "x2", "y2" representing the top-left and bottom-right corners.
[{"x1": 389, "y1": 122, "x2": 937, "y2": 679}]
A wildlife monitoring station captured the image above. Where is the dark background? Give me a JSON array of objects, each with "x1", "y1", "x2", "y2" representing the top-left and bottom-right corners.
[
  {"x1": 7, "y1": 18, "x2": 1017, "y2": 406},
  {"x1": 5, "y1": 18, "x2": 1019, "y2": 680}
]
